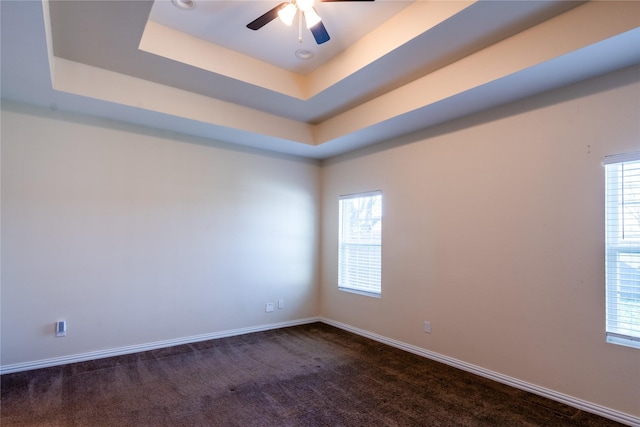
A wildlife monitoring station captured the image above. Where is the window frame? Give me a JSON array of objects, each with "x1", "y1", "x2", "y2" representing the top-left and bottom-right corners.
[
  {"x1": 338, "y1": 190, "x2": 383, "y2": 298},
  {"x1": 604, "y1": 152, "x2": 640, "y2": 349}
]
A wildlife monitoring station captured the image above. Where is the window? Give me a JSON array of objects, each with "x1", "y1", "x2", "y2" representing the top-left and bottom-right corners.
[
  {"x1": 605, "y1": 152, "x2": 640, "y2": 349},
  {"x1": 338, "y1": 191, "x2": 382, "y2": 297}
]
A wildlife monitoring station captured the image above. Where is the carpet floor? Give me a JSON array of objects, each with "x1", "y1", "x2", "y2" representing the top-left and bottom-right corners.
[{"x1": 1, "y1": 322, "x2": 624, "y2": 426}]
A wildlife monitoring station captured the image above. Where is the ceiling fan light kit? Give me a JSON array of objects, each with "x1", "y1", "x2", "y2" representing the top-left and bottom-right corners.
[
  {"x1": 296, "y1": 0, "x2": 315, "y2": 12},
  {"x1": 247, "y1": 0, "x2": 374, "y2": 45},
  {"x1": 303, "y1": 9, "x2": 322, "y2": 29},
  {"x1": 278, "y1": 3, "x2": 297, "y2": 26}
]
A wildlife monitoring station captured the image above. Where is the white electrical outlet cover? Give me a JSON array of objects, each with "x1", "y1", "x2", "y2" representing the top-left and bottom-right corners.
[
  {"x1": 56, "y1": 321, "x2": 67, "y2": 337},
  {"x1": 424, "y1": 321, "x2": 431, "y2": 333}
]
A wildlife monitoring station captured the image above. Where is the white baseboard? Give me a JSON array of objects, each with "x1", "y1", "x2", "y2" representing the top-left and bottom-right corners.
[
  {"x1": 2, "y1": 316, "x2": 637, "y2": 426},
  {"x1": 0, "y1": 317, "x2": 320, "y2": 375},
  {"x1": 320, "y1": 318, "x2": 639, "y2": 427}
]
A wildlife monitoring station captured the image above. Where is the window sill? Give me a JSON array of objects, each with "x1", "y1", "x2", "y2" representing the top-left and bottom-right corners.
[
  {"x1": 339, "y1": 287, "x2": 381, "y2": 299},
  {"x1": 607, "y1": 334, "x2": 640, "y2": 350}
]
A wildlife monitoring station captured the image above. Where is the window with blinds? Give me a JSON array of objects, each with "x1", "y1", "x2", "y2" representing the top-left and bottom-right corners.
[
  {"x1": 605, "y1": 152, "x2": 640, "y2": 349},
  {"x1": 338, "y1": 191, "x2": 382, "y2": 297}
]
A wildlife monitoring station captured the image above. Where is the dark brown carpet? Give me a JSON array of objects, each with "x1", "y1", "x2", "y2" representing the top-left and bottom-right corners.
[{"x1": 1, "y1": 322, "x2": 624, "y2": 426}]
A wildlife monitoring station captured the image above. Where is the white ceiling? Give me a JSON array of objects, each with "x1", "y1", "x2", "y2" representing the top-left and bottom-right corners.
[
  {"x1": 149, "y1": 0, "x2": 414, "y2": 75},
  {"x1": 1, "y1": 1, "x2": 639, "y2": 159}
]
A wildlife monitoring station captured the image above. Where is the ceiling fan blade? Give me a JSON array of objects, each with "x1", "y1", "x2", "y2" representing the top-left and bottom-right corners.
[
  {"x1": 247, "y1": 3, "x2": 288, "y2": 30},
  {"x1": 309, "y1": 20, "x2": 330, "y2": 45}
]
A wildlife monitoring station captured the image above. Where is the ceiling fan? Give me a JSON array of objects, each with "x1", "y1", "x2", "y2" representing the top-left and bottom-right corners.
[{"x1": 247, "y1": 0, "x2": 374, "y2": 45}]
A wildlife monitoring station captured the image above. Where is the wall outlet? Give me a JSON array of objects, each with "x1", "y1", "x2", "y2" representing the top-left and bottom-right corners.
[
  {"x1": 56, "y1": 320, "x2": 67, "y2": 337},
  {"x1": 278, "y1": 299, "x2": 284, "y2": 309},
  {"x1": 265, "y1": 303, "x2": 274, "y2": 313},
  {"x1": 424, "y1": 321, "x2": 431, "y2": 334}
]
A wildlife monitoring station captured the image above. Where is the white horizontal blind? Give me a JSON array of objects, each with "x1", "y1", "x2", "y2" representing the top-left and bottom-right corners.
[
  {"x1": 338, "y1": 191, "x2": 382, "y2": 296},
  {"x1": 605, "y1": 153, "x2": 640, "y2": 348}
]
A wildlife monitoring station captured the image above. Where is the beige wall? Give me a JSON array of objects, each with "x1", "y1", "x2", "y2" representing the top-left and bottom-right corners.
[
  {"x1": 320, "y1": 65, "x2": 640, "y2": 417},
  {"x1": 1, "y1": 104, "x2": 320, "y2": 366}
]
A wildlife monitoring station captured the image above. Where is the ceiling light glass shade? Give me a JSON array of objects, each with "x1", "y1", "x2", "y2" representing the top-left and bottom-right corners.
[
  {"x1": 172, "y1": 0, "x2": 195, "y2": 9},
  {"x1": 278, "y1": 3, "x2": 297, "y2": 26},
  {"x1": 304, "y1": 9, "x2": 321, "y2": 28},
  {"x1": 296, "y1": 0, "x2": 314, "y2": 12}
]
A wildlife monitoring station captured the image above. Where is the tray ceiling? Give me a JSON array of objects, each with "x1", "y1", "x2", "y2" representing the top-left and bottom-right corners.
[{"x1": 2, "y1": 1, "x2": 639, "y2": 158}]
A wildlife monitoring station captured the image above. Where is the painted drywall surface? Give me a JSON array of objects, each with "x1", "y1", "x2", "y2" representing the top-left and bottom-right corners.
[
  {"x1": 320, "y1": 65, "x2": 640, "y2": 417},
  {"x1": 1, "y1": 105, "x2": 320, "y2": 365}
]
